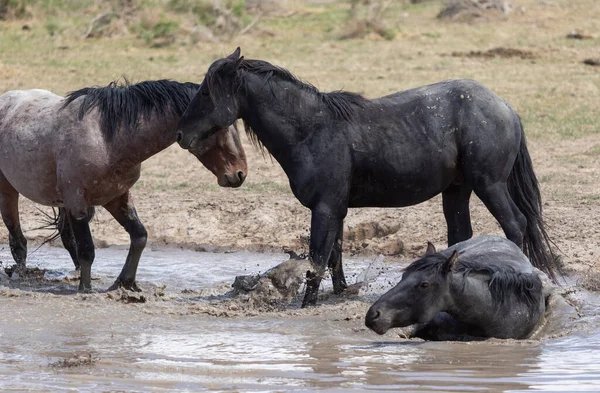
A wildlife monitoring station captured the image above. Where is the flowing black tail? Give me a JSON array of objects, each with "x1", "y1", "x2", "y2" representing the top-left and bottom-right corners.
[
  {"x1": 507, "y1": 120, "x2": 562, "y2": 283},
  {"x1": 36, "y1": 206, "x2": 95, "y2": 246}
]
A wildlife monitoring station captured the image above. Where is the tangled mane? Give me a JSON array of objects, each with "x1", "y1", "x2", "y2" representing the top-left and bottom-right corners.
[
  {"x1": 62, "y1": 79, "x2": 200, "y2": 141},
  {"x1": 404, "y1": 254, "x2": 543, "y2": 307}
]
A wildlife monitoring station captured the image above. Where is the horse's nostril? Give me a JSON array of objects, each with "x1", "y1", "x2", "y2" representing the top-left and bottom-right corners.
[
  {"x1": 367, "y1": 308, "x2": 381, "y2": 322},
  {"x1": 237, "y1": 171, "x2": 246, "y2": 183},
  {"x1": 176, "y1": 130, "x2": 183, "y2": 143}
]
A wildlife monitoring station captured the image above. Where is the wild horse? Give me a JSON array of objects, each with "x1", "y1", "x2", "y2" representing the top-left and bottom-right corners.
[
  {"x1": 0, "y1": 79, "x2": 247, "y2": 292},
  {"x1": 365, "y1": 236, "x2": 546, "y2": 340},
  {"x1": 176, "y1": 48, "x2": 559, "y2": 307}
]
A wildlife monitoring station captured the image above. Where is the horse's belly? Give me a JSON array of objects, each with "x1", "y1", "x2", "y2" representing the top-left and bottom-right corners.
[
  {"x1": 348, "y1": 170, "x2": 454, "y2": 208},
  {"x1": 348, "y1": 187, "x2": 440, "y2": 207},
  {"x1": 0, "y1": 155, "x2": 61, "y2": 205}
]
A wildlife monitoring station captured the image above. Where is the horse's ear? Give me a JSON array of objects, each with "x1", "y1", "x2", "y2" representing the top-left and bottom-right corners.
[
  {"x1": 222, "y1": 55, "x2": 244, "y2": 75},
  {"x1": 443, "y1": 250, "x2": 458, "y2": 275},
  {"x1": 236, "y1": 56, "x2": 244, "y2": 68},
  {"x1": 227, "y1": 47, "x2": 241, "y2": 60},
  {"x1": 425, "y1": 242, "x2": 436, "y2": 256}
]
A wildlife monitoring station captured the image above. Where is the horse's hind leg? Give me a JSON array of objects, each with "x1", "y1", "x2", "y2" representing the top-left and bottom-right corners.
[
  {"x1": 473, "y1": 182, "x2": 526, "y2": 248},
  {"x1": 58, "y1": 207, "x2": 79, "y2": 270},
  {"x1": 104, "y1": 191, "x2": 147, "y2": 292},
  {"x1": 0, "y1": 179, "x2": 27, "y2": 273},
  {"x1": 328, "y1": 221, "x2": 347, "y2": 295},
  {"x1": 442, "y1": 182, "x2": 473, "y2": 246},
  {"x1": 66, "y1": 210, "x2": 95, "y2": 292},
  {"x1": 59, "y1": 206, "x2": 95, "y2": 270}
]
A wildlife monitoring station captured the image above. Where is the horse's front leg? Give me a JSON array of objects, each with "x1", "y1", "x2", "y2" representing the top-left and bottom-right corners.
[
  {"x1": 104, "y1": 191, "x2": 147, "y2": 292},
  {"x1": 303, "y1": 205, "x2": 345, "y2": 307}
]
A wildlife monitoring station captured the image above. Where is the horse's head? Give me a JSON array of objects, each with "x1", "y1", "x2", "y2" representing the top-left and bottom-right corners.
[
  {"x1": 177, "y1": 47, "x2": 244, "y2": 150},
  {"x1": 365, "y1": 243, "x2": 458, "y2": 335},
  {"x1": 188, "y1": 124, "x2": 247, "y2": 188}
]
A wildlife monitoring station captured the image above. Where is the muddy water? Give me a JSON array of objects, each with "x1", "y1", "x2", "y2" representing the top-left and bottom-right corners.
[{"x1": 1, "y1": 245, "x2": 600, "y2": 392}]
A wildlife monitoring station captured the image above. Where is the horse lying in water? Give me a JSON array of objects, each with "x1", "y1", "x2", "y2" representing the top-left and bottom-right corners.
[
  {"x1": 365, "y1": 236, "x2": 546, "y2": 340},
  {"x1": 0, "y1": 79, "x2": 247, "y2": 292}
]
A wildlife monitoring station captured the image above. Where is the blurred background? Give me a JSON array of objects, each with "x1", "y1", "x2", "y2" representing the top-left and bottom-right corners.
[{"x1": 0, "y1": 0, "x2": 599, "y2": 285}]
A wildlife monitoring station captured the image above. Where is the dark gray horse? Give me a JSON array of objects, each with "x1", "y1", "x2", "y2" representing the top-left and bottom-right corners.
[
  {"x1": 0, "y1": 79, "x2": 247, "y2": 292},
  {"x1": 365, "y1": 236, "x2": 546, "y2": 340},
  {"x1": 176, "y1": 48, "x2": 559, "y2": 307}
]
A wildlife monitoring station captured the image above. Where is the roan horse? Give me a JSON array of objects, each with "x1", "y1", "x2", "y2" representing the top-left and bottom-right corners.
[
  {"x1": 0, "y1": 79, "x2": 247, "y2": 292},
  {"x1": 365, "y1": 236, "x2": 546, "y2": 340},
  {"x1": 176, "y1": 48, "x2": 560, "y2": 306}
]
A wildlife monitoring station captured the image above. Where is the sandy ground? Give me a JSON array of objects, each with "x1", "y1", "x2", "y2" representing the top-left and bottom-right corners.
[{"x1": 2, "y1": 129, "x2": 599, "y2": 282}]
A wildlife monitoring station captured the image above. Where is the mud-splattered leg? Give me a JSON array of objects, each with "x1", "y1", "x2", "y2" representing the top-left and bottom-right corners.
[
  {"x1": 59, "y1": 206, "x2": 95, "y2": 270},
  {"x1": 328, "y1": 221, "x2": 347, "y2": 295},
  {"x1": 303, "y1": 204, "x2": 345, "y2": 307},
  {"x1": 66, "y1": 209, "x2": 95, "y2": 292},
  {"x1": 0, "y1": 178, "x2": 27, "y2": 273},
  {"x1": 104, "y1": 191, "x2": 147, "y2": 292}
]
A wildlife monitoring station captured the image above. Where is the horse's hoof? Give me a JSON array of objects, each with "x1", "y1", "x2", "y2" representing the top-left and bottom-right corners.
[
  {"x1": 301, "y1": 291, "x2": 319, "y2": 308},
  {"x1": 333, "y1": 283, "x2": 348, "y2": 295},
  {"x1": 107, "y1": 279, "x2": 142, "y2": 292},
  {"x1": 78, "y1": 286, "x2": 93, "y2": 293},
  {"x1": 127, "y1": 281, "x2": 142, "y2": 292}
]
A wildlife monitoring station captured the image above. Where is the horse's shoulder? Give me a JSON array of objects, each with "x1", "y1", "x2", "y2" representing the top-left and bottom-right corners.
[{"x1": 450, "y1": 235, "x2": 535, "y2": 274}]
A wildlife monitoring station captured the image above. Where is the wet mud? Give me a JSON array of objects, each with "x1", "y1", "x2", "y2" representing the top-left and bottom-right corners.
[{"x1": 1, "y1": 244, "x2": 600, "y2": 392}]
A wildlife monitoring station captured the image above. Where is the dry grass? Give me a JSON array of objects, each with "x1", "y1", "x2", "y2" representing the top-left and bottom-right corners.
[{"x1": 1, "y1": 0, "x2": 597, "y2": 141}]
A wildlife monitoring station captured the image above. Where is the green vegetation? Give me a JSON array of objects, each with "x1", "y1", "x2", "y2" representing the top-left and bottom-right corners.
[{"x1": 0, "y1": 0, "x2": 598, "y2": 146}]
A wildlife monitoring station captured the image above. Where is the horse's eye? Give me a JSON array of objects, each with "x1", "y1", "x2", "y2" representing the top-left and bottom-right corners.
[
  {"x1": 201, "y1": 89, "x2": 210, "y2": 96},
  {"x1": 419, "y1": 281, "x2": 430, "y2": 289}
]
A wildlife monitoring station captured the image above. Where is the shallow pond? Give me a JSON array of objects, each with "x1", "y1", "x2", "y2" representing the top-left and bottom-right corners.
[{"x1": 1, "y1": 244, "x2": 600, "y2": 392}]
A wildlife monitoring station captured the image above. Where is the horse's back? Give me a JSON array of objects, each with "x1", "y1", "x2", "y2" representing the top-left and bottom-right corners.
[
  {"x1": 375, "y1": 79, "x2": 509, "y2": 113},
  {"x1": 443, "y1": 235, "x2": 534, "y2": 273},
  {"x1": 0, "y1": 89, "x2": 63, "y2": 126}
]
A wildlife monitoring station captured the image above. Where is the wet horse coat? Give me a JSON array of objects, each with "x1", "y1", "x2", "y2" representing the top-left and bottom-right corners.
[
  {"x1": 365, "y1": 236, "x2": 546, "y2": 339},
  {"x1": 176, "y1": 48, "x2": 559, "y2": 307},
  {"x1": 0, "y1": 80, "x2": 247, "y2": 291}
]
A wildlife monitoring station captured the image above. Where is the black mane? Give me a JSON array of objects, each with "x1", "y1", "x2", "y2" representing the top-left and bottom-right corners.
[
  {"x1": 404, "y1": 254, "x2": 542, "y2": 307},
  {"x1": 62, "y1": 79, "x2": 200, "y2": 140},
  {"x1": 236, "y1": 59, "x2": 367, "y2": 122},
  {"x1": 205, "y1": 58, "x2": 367, "y2": 155}
]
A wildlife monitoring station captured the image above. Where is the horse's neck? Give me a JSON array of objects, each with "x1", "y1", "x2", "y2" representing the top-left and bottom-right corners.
[
  {"x1": 110, "y1": 111, "x2": 180, "y2": 165},
  {"x1": 445, "y1": 274, "x2": 495, "y2": 324},
  {"x1": 240, "y1": 76, "x2": 325, "y2": 165}
]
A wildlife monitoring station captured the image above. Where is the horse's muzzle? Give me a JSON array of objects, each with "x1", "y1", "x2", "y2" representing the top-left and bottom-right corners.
[
  {"x1": 220, "y1": 171, "x2": 246, "y2": 188},
  {"x1": 176, "y1": 130, "x2": 195, "y2": 149},
  {"x1": 365, "y1": 305, "x2": 389, "y2": 335}
]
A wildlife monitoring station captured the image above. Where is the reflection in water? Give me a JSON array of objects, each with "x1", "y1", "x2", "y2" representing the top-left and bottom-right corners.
[
  {"x1": 1, "y1": 244, "x2": 600, "y2": 392},
  {"x1": 511, "y1": 333, "x2": 600, "y2": 392}
]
